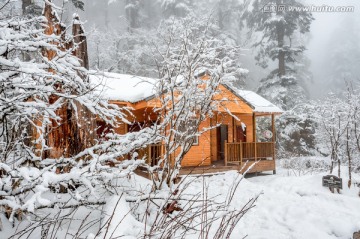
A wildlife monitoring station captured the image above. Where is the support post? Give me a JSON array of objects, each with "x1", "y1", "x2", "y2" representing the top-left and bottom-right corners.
[
  {"x1": 272, "y1": 114, "x2": 276, "y2": 174},
  {"x1": 240, "y1": 142, "x2": 243, "y2": 167},
  {"x1": 224, "y1": 140, "x2": 228, "y2": 166},
  {"x1": 148, "y1": 145, "x2": 152, "y2": 165},
  {"x1": 253, "y1": 114, "x2": 257, "y2": 162},
  {"x1": 271, "y1": 114, "x2": 276, "y2": 161},
  {"x1": 232, "y1": 117, "x2": 236, "y2": 142}
]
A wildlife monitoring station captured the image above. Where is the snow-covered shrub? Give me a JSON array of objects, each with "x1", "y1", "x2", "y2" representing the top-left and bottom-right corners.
[{"x1": 280, "y1": 157, "x2": 331, "y2": 176}]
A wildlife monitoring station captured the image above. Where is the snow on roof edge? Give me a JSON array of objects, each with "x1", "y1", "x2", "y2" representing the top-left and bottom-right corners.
[
  {"x1": 89, "y1": 72, "x2": 158, "y2": 103},
  {"x1": 90, "y1": 72, "x2": 283, "y2": 114},
  {"x1": 222, "y1": 83, "x2": 283, "y2": 114}
]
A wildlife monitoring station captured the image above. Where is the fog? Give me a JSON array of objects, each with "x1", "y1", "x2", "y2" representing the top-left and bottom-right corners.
[
  {"x1": 59, "y1": 0, "x2": 360, "y2": 99},
  {"x1": 305, "y1": 0, "x2": 360, "y2": 98}
]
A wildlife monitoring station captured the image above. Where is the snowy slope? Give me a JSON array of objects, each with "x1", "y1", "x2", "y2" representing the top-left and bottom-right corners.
[{"x1": 177, "y1": 164, "x2": 360, "y2": 239}]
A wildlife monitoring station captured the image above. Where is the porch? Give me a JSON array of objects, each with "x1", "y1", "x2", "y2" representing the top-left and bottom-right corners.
[
  {"x1": 140, "y1": 141, "x2": 276, "y2": 175},
  {"x1": 224, "y1": 141, "x2": 276, "y2": 174},
  {"x1": 137, "y1": 112, "x2": 278, "y2": 175}
]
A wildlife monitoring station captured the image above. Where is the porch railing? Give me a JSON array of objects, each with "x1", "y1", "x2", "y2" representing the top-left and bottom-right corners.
[{"x1": 224, "y1": 141, "x2": 274, "y2": 166}]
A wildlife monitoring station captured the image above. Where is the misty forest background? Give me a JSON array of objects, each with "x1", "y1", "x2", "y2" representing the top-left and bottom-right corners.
[
  {"x1": 67, "y1": 0, "x2": 360, "y2": 159},
  {"x1": 3, "y1": 0, "x2": 360, "y2": 159}
]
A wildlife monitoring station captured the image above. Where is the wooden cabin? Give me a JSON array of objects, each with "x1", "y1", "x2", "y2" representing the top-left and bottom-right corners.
[{"x1": 91, "y1": 72, "x2": 283, "y2": 174}]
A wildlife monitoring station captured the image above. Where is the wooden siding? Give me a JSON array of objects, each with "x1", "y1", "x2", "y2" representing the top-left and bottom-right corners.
[
  {"x1": 214, "y1": 85, "x2": 253, "y2": 114},
  {"x1": 181, "y1": 119, "x2": 212, "y2": 167}
]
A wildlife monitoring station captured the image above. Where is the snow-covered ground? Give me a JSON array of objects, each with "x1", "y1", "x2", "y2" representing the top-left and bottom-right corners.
[
  {"x1": 2, "y1": 159, "x2": 359, "y2": 239},
  {"x1": 116, "y1": 159, "x2": 360, "y2": 239},
  {"x1": 164, "y1": 162, "x2": 359, "y2": 239},
  {"x1": 230, "y1": 167, "x2": 360, "y2": 238}
]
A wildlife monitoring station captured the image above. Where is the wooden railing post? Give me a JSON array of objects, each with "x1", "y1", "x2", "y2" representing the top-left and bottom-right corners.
[
  {"x1": 148, "y1": 145, "x2": 151, "y2": 165},
  {"x1": 224, "y1": 140, "x2": 228, "y2": 166},
  {"x1": 240, "y1": 142, "x2": 243, "y2": 167}
]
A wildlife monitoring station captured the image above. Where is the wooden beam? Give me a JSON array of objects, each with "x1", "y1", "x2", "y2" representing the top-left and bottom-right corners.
[
  {"x1": 224, "y1": 140, "x2": 228, "y2": 166},
  {"x1": 240, "y1": 142, "x2": 243, "y2": 167},
  {"x1": 232, "y1": 117, "x2": 235, "y2": 142},
  {"x1": 272, "y1": 114, "x2": 276, "y2": 174},
  {"x1": 253, "y1": 113, "x2": 257, "y2": 162},
  {"x1": 271, "y1": 114, "x2": 275, "y2": 160}
]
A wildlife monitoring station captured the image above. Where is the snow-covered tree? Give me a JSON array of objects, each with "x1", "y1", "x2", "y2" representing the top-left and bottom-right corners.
[
  {"x1": 0, "y1": 1, "x2": 157, "y2": 234},
  {"x1": 246, "y1": 0, "x2": 313, "y2": 109},
  {"x1": 245, "y1": 1, "x2": 315, "y2": 157},
  {"x1": 138, "y1": 15, "x2": 244, "y2": 189},
  {"x1": 159, "y1": 0, "x2": 192, "y2": 18},
  {"x1": 314, "y1": 85, "x2": 360, "y2": 188},
  {"x1": 88, "y1": 27, "x2": 157, "y2": 76}
]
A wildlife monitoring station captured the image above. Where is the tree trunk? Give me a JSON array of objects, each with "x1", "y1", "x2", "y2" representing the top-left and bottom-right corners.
[
  {"x1": 22, "y1": 0, "x2": 32, "y2": 15},
  {"x1": 276, "y1": 0, "x2": 285, "y2": 77},
  {"x1": 125, "y1": 0, "x2": 139, "y2": 31},
  {"x1": 40, "y1": 2, "x2": 96, "y2": 159},
  {"x1": 346, "y1": 127, "x2": 352, "y2": 188},
  {"x1": 218, "y1": 2, "x2": 224, "y2": 30},
  {"x1": 72, "y1": 15, "x2": 89, "y2": 70},
  {"x1": 277, "y1": 22, "x2": 285, "y2": 77}
]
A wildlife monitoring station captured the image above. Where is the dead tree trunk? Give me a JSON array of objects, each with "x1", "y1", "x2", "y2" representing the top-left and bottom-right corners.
[
  {"x1": 72, "y1": 14, "x2": 89, "y2": 70},
  {"x1": 39, "y1": 1, "x2": 96, "y2": 159}
]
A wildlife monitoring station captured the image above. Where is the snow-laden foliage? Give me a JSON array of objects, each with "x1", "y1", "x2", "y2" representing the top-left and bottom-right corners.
[
  {"x1": 244, "y1": 0, "x2": 315, "y2": 157},
  {"x1": 280, "y1": 156, "x2": 331, "y2": 176},
  {"x1": 314, "y1": 86, "x2": 360, "y2": 185},
  {"x1": 246, "y1": 0, "x2": 314, "y2": 109},
  {"x1": 276, "y1": 103, "x2": 317, "y2": 157},
  {"x1": 138, "y1": 15, "x2": 244, "y2": 190},
  {"x1": 0, "y1": 7, "x2": 159, "y2": 230},
  {"x1": 0, "y1": 5, "x2": 256, "y2": 238},
  {"x1": 88, "y1": 27, "x2": 157, "y2": 77}
]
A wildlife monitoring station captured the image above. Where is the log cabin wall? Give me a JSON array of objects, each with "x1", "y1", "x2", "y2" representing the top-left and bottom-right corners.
[
  {"x1": 236, "y1": 114, "x2": 254, "y2": 143},
  {"x1": 181, "y1": 119, "x2": 212, "y2": 167}
]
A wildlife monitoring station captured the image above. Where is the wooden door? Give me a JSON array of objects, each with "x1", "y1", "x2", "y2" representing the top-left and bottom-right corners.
[{"x1": 217, "y1": 125, "x2": 228, "y2": 160}]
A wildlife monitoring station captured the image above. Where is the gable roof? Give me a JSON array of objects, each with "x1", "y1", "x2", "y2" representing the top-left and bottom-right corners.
[
  {"x1": 90, "y1": 72, "x2": 157, "y2": 103},
  {"x1": 91, "y1": 72, "x2": 283, "y2": 114},
  {"x1": 221, "y1": 84, "x2": 283, "y2": 114}
]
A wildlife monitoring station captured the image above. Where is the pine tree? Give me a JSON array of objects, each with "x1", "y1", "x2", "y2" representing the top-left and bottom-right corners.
[
  {"x1": 246, "y1": 0, "x2": 313, "y2": 110},
  {"x1": 245, "y1": 0, "x2": 315, "y2": 156}
]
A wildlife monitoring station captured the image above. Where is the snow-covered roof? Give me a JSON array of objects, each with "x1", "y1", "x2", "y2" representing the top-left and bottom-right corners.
[
  {"x1": 90, "y1": 72, "x2": 283, "y2": 113},
  {"x1": 90, "y1": 72, "x2": 158, "y2": 103},
  {"x1": 234, "y1": 89, "x2": 283, "y2": 113},
  {"x1": 222, "y1": 83, "x2": 283, "y2": 113}
]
